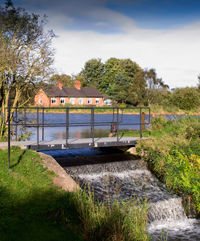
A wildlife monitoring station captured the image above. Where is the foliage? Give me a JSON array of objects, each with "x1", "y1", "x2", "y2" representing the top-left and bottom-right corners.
[
  {"x1": 143, "y1": 68, "x2": 169, "y2": 106},
  {"x1": 80, "y1": 58, "x2": 104, "y2": 89},
  {"x1": 136, "y1": 116, "x2": 200, "y2": 214},
  {"x1": 112, "y1": 72, "x2": 130, "y2": 104},
  {"x1": 71, "y1": 187, "x2": 150, "y2": 241},
  {"x1": 170, "y1": 87, "x2": 200, "y2": 110},
  {"x1": 49, "y1": 74, "x2": 74, "y2": 87},
  {"x1": 0, "y1": 1, "x2": 55, "y2": 123}
]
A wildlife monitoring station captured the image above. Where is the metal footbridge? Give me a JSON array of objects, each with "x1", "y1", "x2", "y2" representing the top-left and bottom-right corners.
[{"x1": 5, "y1": 105, "x2": 150, "y2": 151}]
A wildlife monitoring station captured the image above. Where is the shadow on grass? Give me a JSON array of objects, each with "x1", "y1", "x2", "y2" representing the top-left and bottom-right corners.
[
  {"x1": 11, "y1": 150, "x2": 26, "y2": 168},
  {"x1": 0, "y1": 186, "x2": 85, "y2": 241}
]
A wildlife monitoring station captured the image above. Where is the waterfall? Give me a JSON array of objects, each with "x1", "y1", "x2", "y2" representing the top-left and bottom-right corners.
[{"x1": 57, "y1": 153, "x2": 200, "y2": 240}]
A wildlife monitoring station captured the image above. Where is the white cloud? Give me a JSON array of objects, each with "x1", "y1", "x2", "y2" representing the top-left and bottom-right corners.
[
  {"x1": 9, "y1": 0, "x2": 200, "y2": 88},
  {"x1": 51, "y1": 20, "x2": 200, "y2": 88}
]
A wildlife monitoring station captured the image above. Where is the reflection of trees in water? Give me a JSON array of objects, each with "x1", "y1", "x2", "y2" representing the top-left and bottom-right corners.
[{"x1": 50, "y1": 128, "x2": 110, "y2": 140}]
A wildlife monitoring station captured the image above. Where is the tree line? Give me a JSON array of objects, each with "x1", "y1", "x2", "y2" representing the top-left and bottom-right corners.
[{"x1": 49, "y1": 58, "x2": 169, "y2": 107}]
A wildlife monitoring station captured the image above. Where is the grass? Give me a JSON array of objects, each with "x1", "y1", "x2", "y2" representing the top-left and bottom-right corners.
[
  {"x1": 0, "y1": 146, "x2": 152, "y2": 241},
  {"x1": 0, "y1": 146, "x2": 85, "y2": 241}
]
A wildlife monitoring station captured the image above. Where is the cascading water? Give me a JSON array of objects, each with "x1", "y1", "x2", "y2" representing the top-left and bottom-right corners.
[{"x1": 51, "y1": 150, "x2": 200, "y2": 240}]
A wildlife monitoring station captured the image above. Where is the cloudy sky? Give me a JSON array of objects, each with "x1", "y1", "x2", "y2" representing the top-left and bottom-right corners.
[{"x1": 1, "y1": 0, "x2": 200, "y2": 88}]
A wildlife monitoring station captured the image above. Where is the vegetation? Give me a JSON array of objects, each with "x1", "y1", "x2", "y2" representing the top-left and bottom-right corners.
[
  {"x1": 0, "y1": 146, "x2": 151, "y2": 241},
  {"x1": 134, "y1": 116, "x2": 200, "y2": 215},
  {"x1": 0, "y1": 0, "x2": 55, "y2": 136}
]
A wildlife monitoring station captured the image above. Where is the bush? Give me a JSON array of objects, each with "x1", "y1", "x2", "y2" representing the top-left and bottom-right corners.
[{"x1": 171, "y1": 87, "x2": 200, "y2": 110}]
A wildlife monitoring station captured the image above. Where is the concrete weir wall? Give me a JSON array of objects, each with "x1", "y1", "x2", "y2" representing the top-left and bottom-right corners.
[{"x1": 38, "y1": 152, "x2": 80, "y2": 192}]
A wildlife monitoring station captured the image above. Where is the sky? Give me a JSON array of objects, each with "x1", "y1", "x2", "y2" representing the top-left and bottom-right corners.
[{"x1": 1, "y1": 0, "x2": 200, "y2": 89}]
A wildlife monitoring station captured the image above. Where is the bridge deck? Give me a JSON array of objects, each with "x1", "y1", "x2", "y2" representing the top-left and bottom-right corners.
[{"x1": 1, "y1": 137, "x2": 144, "y2": 150}]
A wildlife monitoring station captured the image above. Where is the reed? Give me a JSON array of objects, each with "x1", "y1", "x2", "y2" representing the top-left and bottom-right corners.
[{"x1": 70, "y1": 186, "x2": 150, "y2": 241}]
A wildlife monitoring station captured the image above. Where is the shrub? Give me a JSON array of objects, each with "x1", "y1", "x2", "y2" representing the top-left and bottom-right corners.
[{"x1": 171, "y1": 87, "x2": 200, "y2": 110}]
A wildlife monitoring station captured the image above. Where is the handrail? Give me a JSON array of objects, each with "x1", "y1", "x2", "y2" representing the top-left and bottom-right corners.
[{"x1": 5, "y1": 105, "x2": 151, "y2": 148}]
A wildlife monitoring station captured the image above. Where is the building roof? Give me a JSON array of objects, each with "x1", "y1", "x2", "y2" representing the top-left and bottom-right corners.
[{"x1": 43, "y1": 86, "x2": 103, "y2": 98}]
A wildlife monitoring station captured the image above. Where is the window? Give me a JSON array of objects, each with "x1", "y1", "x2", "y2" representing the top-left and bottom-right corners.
[
  {"x1": 95, "y1": 98, "x2": 99, "y2": 105},
  {"x1": 60, "y1": 98, "x2": 65, "y2": 104},
  {"x1": 70, "y1": 98, "x2": 75, "y2": 105},
  {"x1": 39, "y1": 99, "x2": 42, "y2": 104},
  {"x1": 51, "y1": 98, "x2": 56, "y2": 104},
  {"x1": 79, "y1": 98, "x2": 83, "y2": 105},
  {"x1": 87, "y1": 98, "x2": 92, "y2": 104}
]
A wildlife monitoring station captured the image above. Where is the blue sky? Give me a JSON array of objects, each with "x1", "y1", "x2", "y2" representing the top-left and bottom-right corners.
[{"x1": 1, "y1": 0, "x2": 200, "y2": 88}]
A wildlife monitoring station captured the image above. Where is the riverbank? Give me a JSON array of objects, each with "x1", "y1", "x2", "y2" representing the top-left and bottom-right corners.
[
  {"x1": 134, "y1": 116, "x2": 200, "y2": 217},
  {"x1": 24, "y1": 104, "x2": 200, "y2": 116}
]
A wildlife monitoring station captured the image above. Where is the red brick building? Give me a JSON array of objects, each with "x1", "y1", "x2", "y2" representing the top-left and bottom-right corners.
[{"x1": 34, "y1": 80, "x2": 104, "y2": 107}]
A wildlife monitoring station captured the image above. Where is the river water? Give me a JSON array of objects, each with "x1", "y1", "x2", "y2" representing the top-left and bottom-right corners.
[
  {"x1": 26, "y1": 113, "x2": 199, "y2": 240},
  {"x1": 41, "y1": 148, "x2": 200, "y2": 241}
]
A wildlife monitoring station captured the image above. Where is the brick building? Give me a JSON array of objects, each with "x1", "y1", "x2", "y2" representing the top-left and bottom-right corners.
[{"x1": 34, "y1": 80, "x2": 104, "y2": 107}]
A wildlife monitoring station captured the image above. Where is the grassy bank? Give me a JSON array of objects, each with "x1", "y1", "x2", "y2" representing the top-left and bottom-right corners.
[
  {"x1": 133, "y1": 116, "x2": 200, "y2": 215},
  {"x1": 0, "y1": 146, "x2": 151, "y2": 241}
]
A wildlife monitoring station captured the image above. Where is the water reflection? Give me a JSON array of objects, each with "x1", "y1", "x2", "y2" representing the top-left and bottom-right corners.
[{"x1": 27, "y1": 113, "x2": 151, "y2": 141}]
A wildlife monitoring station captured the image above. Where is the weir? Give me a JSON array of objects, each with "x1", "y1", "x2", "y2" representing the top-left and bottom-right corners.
[{"x1": 55, "y1": 151, "x2": 200, "y2": 240}]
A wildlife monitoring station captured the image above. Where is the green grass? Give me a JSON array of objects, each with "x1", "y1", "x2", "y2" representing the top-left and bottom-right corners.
[{"x1": 0, "y1": 146, "x2": 85, "y2": 241}]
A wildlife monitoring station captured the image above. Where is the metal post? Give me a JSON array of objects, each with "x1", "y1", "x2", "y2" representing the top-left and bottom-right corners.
[
  {"x1": 42, "y1": 107, "x2": 44, "y2": 141},
  {"x1": 91, "y1": 107, "x2": 94, "y2": 146},
  {"x1": 37, "y1": 107, "x2": 39, "y2": 149},
  {"x1": 140, "y1": 108, "x2": 142, "y2": 139},
  {"x1": 141, "y1": 112, "x2": 146, "y2": 131},
  {"x1": 8, "y1": 96, "x2": 10, "y2": 169},
  {"x1": 66, "y1": 107, "x2": 69, "y2": 148},
  {"x1": 112, "y1": 107, "x2": 115, "y2": 135},
  {"x1": 15, "y1": 106, "x2": 17, "y2": 141},
  {"x1": 117, "y1": 107, "x2": 119, "y2": 145}
]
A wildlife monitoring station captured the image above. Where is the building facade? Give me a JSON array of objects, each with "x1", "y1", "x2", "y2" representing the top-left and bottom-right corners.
[{"x1": 34, "y1": 80, "x2": 104, "y2": 107}]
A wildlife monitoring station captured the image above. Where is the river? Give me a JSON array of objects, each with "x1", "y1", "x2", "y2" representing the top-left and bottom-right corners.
[{"x1": 25, "y1": 113, "x2": 200, "y2": 240}]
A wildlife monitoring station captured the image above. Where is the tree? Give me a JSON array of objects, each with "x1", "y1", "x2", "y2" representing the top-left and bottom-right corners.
[
  {"x1": 128, "y1": 70, "x2": 147, "y2": 106},
  {"x1": 80, "y1": 58, "x2": 104, "y2": 89},
  {"x1": 0, "y1": 1, "x2": 55, "y2": 122},
  {"x1": 101, "y1": 58, "x2": 123, "y2": 94},
  {"x1": 49, "y1": 74, "x2": 74, "y2": 87},
  {"x1": 112, "y1": 72, "x2": 130, "y2": 104},
  {"x1": 171, "y1": 87, "x2": 200, "y2": 110},
  {"x1": 144, "y1": 68, "x2": 168, "y2": 106}
]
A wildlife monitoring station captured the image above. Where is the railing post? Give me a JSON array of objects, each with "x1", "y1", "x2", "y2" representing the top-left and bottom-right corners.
[
  {"x1": 42, "y1": 107, "x2": 44, "y2": 141},
  {"x1": 140, "y1": 108, "x2": 142, "y2": 139},
  {"x1": 141, "y1": 111, "x2": 146, "y2": 131},
  {"x1": 8, "y1": 96, "x2": 10, "y2": 169},
  {"x1": 37, "y1": 107, "x2": 39, "y2": 149},
  {"x1": 117, "y1": 107, "x2": 119, "y2": 144},
  {"x1": 91, "y1": 107, "x2": 94, "y2": 146},
  {"x1": 66, "y1": 107, "x2": 69, "y2": 148},
  {"x1": 15, "y1": 106, "x2": 17, "y2": 141}
]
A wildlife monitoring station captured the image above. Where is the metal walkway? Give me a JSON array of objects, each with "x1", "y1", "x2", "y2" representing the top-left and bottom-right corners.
[{"x1": 1, "y1": 136, "x2": 145, "y2": 151}]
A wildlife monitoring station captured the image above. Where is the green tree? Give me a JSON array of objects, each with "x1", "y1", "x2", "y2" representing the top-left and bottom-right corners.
[
  {"x1": 49, "y1": 74, "x2": 74, "y2": 87},
  {"x1": 128, "y1": 70, "x2": 147, "y2": 106},
  {"x1": 144, "y1": 68, "x2": 168, "y2": 106},
  {"x1": 0, "y1": 1, "x2": 55, "y2": 122},
  {"x1": 171, "y1": 87, "x2": 200, "y2": 110},
  {"x1": 100, "y1": 58, "x2": 122, "y2": 94},
  {"x1": 112, "y1": 72, "x2": 130, "y2": 104},
  {"x1": 80, "y1": 58, "x2": 104, "y2": 89}
]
